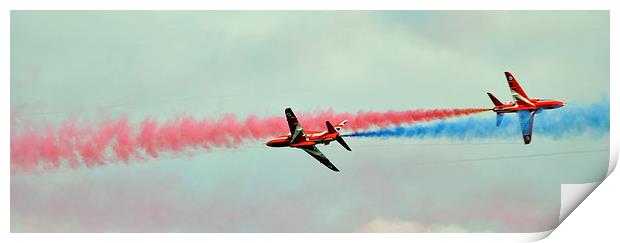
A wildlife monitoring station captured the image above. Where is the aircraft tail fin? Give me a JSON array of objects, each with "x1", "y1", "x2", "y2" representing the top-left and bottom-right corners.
[
  {"x1": 487, "y1": 92, "x2": 504, "y2": 106},
  {"x1": 335, "y1": 120, "x2": 348, "y2": 132},
  {"x1": 327, "y1": 121, "x2": 352, "y2": 151}
]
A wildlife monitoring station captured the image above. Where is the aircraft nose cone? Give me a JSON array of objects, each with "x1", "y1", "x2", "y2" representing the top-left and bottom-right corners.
[{"x1": 266, "y1": 141, "x2": 276, "y2": 147}]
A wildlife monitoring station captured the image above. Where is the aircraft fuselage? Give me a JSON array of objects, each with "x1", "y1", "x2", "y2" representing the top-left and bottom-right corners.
[
  {"x1": 486, "y1": 71, "x2": 565, "y2": 144},
  {"x1": 266, "y1": 130, "x2": 339, "y2": 148},
  {"x1": 492, "y1": 99, "x2": 565, "y2": 113},
  {"x1": 265, "y1": 108, "x2": 350, "y2": 172}
]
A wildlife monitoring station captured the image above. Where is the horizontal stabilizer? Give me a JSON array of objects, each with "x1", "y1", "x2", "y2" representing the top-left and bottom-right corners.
[
  {"x1": 336, "y1": 136, "x2": 352, "y2": 151},
  {"x1": 487, "y1": 92, "x2": 504, "y2": 106},
  {"x1": 327, "y1": 121, "x2": 352, "y2": 151},
  {"x1": 326, "y1": 121, "x2": 338, "y2": 134},
  {"x1": 496, "y1": 113, "x2": 504, "y2": 126}
]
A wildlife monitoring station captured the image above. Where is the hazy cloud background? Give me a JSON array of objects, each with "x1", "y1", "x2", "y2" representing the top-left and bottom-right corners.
[{"x1": 11, "y1": 11, "x2": 609, "y2": 232}]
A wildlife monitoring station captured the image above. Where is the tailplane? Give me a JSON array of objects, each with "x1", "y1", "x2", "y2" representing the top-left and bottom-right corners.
[
  {"x1": 487, "y1": 92, "x2": 504, "y2": 106},
  {"x1": 326, "y1": 121, "x2": 338, "y2": 133},
  {"x1": 496, "y1": 113, "x2": 504, "y2": 126},
  {"x1": 326, "y1": 121, "x2": 352, "y2": 151}
]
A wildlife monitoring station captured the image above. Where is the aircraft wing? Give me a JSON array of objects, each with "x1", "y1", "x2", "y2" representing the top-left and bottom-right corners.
[
  {"x1": 285, "y1": 108, "x2": 307, "y2": 144},
  {"x1": 301, "y1": 145, "x2": 340, "y2": 172},
  {"x1": 505, "y1": 72, "x2": 534, "y2": 107},
  {"x1": 517, "y1": 110, "x2": 536, "y2": 144}
]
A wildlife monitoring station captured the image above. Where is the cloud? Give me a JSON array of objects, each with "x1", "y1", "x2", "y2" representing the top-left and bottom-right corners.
[
  {"x1": 357, "y1": 218, "x2": 468, "y2": 233},
  {"x1": 11, "y1": 11, "x2": 609, "y2": 233}
]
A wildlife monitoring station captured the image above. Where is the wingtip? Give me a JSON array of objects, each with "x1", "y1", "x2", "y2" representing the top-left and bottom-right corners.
[{"x1": 328, "y1": 163, "x2": 340, "y2": 172}]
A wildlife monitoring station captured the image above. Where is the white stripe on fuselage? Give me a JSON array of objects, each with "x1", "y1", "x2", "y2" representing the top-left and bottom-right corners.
[
  {"x1": 310, "y1": 131, "x2": 328, "y2": 137},
  {"x1": 511, "y1": 90, "x2": 535, "y2": 106}
]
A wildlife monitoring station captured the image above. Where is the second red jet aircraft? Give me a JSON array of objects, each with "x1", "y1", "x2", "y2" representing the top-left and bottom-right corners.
[
  {"x1": 266, "y1": 108, "x2": 351, "y2": 172},
  {"x1": 487, "y1": 72, "x2": 565, "y2": 144}
]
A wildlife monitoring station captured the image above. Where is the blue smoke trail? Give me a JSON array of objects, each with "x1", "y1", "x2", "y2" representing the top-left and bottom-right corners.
[{"x1": 344, "y1": 99, "x2": 609, "y2": 141}]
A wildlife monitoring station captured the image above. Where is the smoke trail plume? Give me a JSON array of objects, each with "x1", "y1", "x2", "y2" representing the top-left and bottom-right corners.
[
  {"x1": 345, "y1": 100, "x2": 609, "y2": 141},
  {"x1": 11, "y1": 108, "x2": 486, "y2": 172}
]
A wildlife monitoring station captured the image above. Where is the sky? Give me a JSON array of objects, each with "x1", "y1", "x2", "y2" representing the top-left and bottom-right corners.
[{"x1": 10, "y1": 11, "x2": 610, "y2": 232}]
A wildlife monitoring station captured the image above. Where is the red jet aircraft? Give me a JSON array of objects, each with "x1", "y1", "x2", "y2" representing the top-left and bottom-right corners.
[
  {"x1": 266, "y1": 108, "x2": 351, "y2": 172},
  {"x1": 486, "y1": 72, "x2": 565, "y2": 144}
]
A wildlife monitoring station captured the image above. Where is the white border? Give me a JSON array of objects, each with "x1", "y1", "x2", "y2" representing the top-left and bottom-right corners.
[
  {"x1": 2, "y1": 1, "x2": 617, "y2": 242},
  {"x1": 2, "y1": 0, "x2": 616, "y2": 10},
  {"x1": 549, "y1": 169, "x2": 620, "y2": 242},
  {"x1": 608, "y1": 4, "x2": 618, "y2": 176}
]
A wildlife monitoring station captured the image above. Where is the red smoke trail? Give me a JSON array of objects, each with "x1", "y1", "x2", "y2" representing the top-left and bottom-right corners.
[{"x1": 11, "y1": 108, "x2": 488, "y2": 172}]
